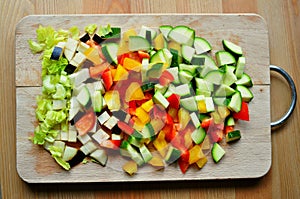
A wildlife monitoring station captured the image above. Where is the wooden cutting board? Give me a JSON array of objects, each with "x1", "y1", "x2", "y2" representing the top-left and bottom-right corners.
[{"x1": 15, "y1": 14, "x2": 271, "y2": 183}]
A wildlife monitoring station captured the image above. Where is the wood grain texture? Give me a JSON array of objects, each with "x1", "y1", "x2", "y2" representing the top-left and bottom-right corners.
[{"x1": 1, "y1": 0, "x2": 300, "y2": 198}]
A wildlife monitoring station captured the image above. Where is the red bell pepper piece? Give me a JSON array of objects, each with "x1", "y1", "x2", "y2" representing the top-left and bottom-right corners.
[
  {"x1": 102, "y1": 69, "x2": 113, "y2": 91},
  {"x1": 100, "y1": 140, "x2": 120, "y2": 150},
  {"x1": 128, "y1": 101, "x2": 137, "y2": 115},
  {"x1": 159, "y1": 70, "x2": 175, "y2": 86},
  {"x1": 117, "y1": 53, "x2": 130, "y2": 66},
  {"x1": 178, "y1": 149, "x2": 189, "y2": 174},
  {"x1": 233, "y1": 102, "x2": 250, "y2": 121},
  {"x1": 167, "y1": 93, "x2": 180, "y2": 109}
]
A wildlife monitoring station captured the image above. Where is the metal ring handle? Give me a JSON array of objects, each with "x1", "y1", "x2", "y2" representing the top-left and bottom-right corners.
[{"x1": 270, "y1": 65, "x2": 297, "y2": 129}]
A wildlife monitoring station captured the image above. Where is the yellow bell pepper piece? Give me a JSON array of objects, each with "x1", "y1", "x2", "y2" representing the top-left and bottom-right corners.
[
  {"x1": 125, "y1": 82, "x2": 145, "y2": 102},
  {"x1": 217, "y1": 106, "x2": 230, "y2": 119},
  {"x1": 123, "y1": 57, "x2": 142, "y2": 72},
  {"x1": 136, "y1": 107, "x2": 150, "y2": 124},
  {"x1": 188, "y1": 145, "x2": 205, "y2": 165},
  {"x1": 148, "y1": 153, "x2": 165, "y2": 167},
  {"x1": 198, "y1": 100, "x2": 207, "y2": 113},
  {"x1": 103, "y1": 90, "x2": 120, "y2": 111},
  {"x1": 153, "y1": 33, "x2": 165, "y2": 50},
  {"x1": 196, "y1": 156, "x2": 208, "y2": 169},
  {"x1": 153, "y1": 131, "x2": 169, "y2": 157},
  {"x1": 141, "y1": 99, "x2": 154, "y2": 112},
  {"x1": 84, "y1": 47, "x2": 102, "y2": 64},
  {"x1": 123, "y1": 29, "x2": 137, "y2": 41},
  {"x1": 132, "y1": 117, "x2": 144, "y2": 131},
  {"x1": 122, "y1": 160, "x2": 138, "y2": 175},
  {"x1": 113, "y1": 64, "x2": 129, "y2": 81}
]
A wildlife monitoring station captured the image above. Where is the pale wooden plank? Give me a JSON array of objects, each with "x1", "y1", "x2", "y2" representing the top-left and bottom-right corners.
[{"x1": 15, "y1": 14, "x2": 270, "y2": 86}]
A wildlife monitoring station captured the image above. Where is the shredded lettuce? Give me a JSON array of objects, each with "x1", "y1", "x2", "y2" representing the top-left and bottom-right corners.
[
  {"x1": 69, "y1": 26, "x2": 80, "y2": 40},
  {"x1": 49, "y1": 145, "x2": 71, "y2": 170},
  {"x1": 97, "y1": 24, "x2": 112, "y2": 37},
  {"x1": 28, "y1": 39, "x2": 45, "y2": 54},
  {"x1": 85, "y1": 24, "x2": 97, "y2": 35}
]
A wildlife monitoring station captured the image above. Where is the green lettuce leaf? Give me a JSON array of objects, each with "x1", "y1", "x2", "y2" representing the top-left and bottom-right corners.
[
  {"x1": 69, "y1": 26, "x2": 80, "y2": 40},
  {"x1": 97, "y1": 24, "x2": 112, "y2": 37},
  {"x1": 28, "y1": 39, "x2": 45, "y2": 54},
  {"x1": 49, "y1": 145, "x2": 71, "y2": 170},
  {"x1": 85, "y1": 24, "x2": 97, "y2": 35}
]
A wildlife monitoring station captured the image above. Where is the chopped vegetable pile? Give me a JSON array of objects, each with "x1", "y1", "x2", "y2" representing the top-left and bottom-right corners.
[{"x1": 29, "y1": 23, "x2": 253, "y2": 175}]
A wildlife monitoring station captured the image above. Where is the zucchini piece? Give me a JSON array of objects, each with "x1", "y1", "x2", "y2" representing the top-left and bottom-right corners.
[
  {"x1": 165, "y1": 146, "x2": 181, "y2": 164},
  {"x1": 199, "y1": 55, "x2": 218, "y2": 77},
  {"x1": 159, "y1": 25, "x2": 173, "y2": 41},
  {"x1": 141, "y1": 82, "x2": 155, "y2": 92},
  {"x1": 150, "y1": 49, "x2": 166, "y2": 63},
  {"x1": 225, "y1": 130, "x2": 241, "y2": 143},
  {"x1": 180, "y1": 96, "x2": 198, "y2": 112},
  {"x1": 139, "y1": 25, "x2": 157, "y2": 40},
  {"x1": 228, "y1": 91, "x2": 242, "y2": 113},
  {"x1": 235, "y1": 56, "x2": 246, "y2": 79},
  {"x1": 236, "y1": 85, "x2": 254, "y2": 102},
  {"x1": 147, "y1": 63, "x2": 164, "y2": 78},
  {"x1": 214, "y1": 84, "x2": 236, "y2": 97},
  {"x1": 204, "y1": 70, "x2": 224, "y2": 85},
  {"x1": 90, "y1": 149, "x2": 108, "y2": 166},
  {"x1": 190, "y1": 112, "x2": 201, "y2": 128},
  {"x1": 76, "y1": 85, "x2": 91, "y2": 108},
  {"x1": 139, "y1": 144, "x2": 153, "y2": 163},
  {"x1": 166, "y1": 67, "x2": 180, "y2": 84},
  {"x1": 168, "y1": 25, "x2": 195, "y2": 46},
  {"x1": 153, "y1": 91, "x2": 169, "y2": 108},
  {"x1": 91, "y1": 90, "x2": 103, "y2": 113},
  {"x1": 129, "y1": 36, "x2": 151, "y2": 51},
  {"x1": 181, "y1": 44, "x2": 195, "y2": 63},
  {"x1": 215, "y1": 50, "x2": 236, "y2": 67},
  {"x1": 222, "y1": 39, "x2": 243, "y2": 57},
  {"x1": 140, "y1": 123, "x2": 155, "y2": 139},
  {"x1": 175, "y1": 83, "x2": 192, "y2": 97},
  {"x1": 222, "y1": 65, "x2": 237, "y2": 86},
  {"x1": 235, "y1": 73, "x2": 253, "y2": 87},
  {"x1": 193, "y1": 37, "x2": 212, "y2": 54},
  {"x1": 101, "y1": 43, "x2": 118, "y2": 65},
  {"x1": 179, "y1": 70, "x2": 194, "y2": 84},
  {"x1": 226, "y1": 116, "x2": 235, "y2": 126},
  {"x1": 191, "y1": 54, "x2": 205, "y2": 66},
  {"x1": 191, "y1": 127, "x2": 206, "y2": 144},
  {"x1": 170, "y1": 48, "x2": 182, "y2": 67},
  {"x1": 211, "y1": 142, "x2": 225, "y2": 163}
]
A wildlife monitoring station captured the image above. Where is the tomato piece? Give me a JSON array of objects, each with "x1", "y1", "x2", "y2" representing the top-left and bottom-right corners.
[
  {"x1": 100, "y1": 140, "x2": 120, "y2": 150},
  {"x1": 128, "y1": 101, "x2": 137, "y2": 115},
  {"x1": 167, "y1": 93, "x2": 180, "y2": 109},
  {"x1": 102, "y1": 69, "x2": 113, "y2": 91},
  {"x1": 208, "y1": 129, "x2": 223, "y2": 143},
  {"x1": 75, "y1": 110, "x2": 96, "y2": 136},
  {"x1": 159, "y1": 70, "x2": 175, "y2": 86},
  {"x1": 138, "y1": 51, "x2": 150, "y2": 59},
  {"x1": 201, "y1": 118, "x2": 213, "y2": 129},
  {"x1": 233, "y1": 102, "x2": 250, "y2": 121},
  {"x1": 89, "y1": 62, "x2": 110, "y2": 79},
  {"x1": 224, "y1": 126, "x2": 234, "y2": 134},
  {"x1": 118, "y1": 121, "x2": 134, "y2": 135}
]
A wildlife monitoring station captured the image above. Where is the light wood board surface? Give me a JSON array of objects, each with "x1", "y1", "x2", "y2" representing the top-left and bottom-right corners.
[{"x1": 1, "y1": 0, "x2": 300, "y2": 198}]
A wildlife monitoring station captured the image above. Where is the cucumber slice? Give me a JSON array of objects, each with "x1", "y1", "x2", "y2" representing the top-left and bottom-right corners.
[
  {"x1": 228, "y1": 91, "x2": 242, "y2": 113},
  {"x1": 190, "y1": 112, "x2": 201, "y2": 128},
  {"x1": 139, "y1": 144, "x2": 153, "y2": 163},
  {"x1": 90, "y1": 149, "x2": 108, "y2": 166},
  {"x1": 147, "y1": 63, "x2": 163, "y2": 78},
  {"x1": 180, "y1": 96, "x2": 198, "y2": 112},
  {"x1": 153, "y1": 91, "x2": 169, "y2": 108},
  {"x1": 226, "y1": 116, "x2": 235, "y2": 126},
  {"x1": 141, "y1": 82, "x2": 155, "y2": 92},
  {"x1": 150, "y1": 49, "x2": 166, "y2": 63},
  {"x1": 214, "y1": 84, "x2": 236, "y2": 97},
  {"x1": 168, "y1": 25, "x2": 195, "y2": 46},
  {"x1": 163, "y1": 83, "x2": 176, "y2": 98},
  {"x1": 139, "y1": 26, "x2": 157, "y2": 40},
  {"x1": 211, "y1": 142, "x2": 225, "y2": 163},
  {"x1": 101, "y1": 43, "x2": 118, "y2": 65},
  {"x1": 195, "y1": 78, "x2": 214, "y2": 92},
  {"x1": 193, "y1": 37, "x2": 212, "y2": 54},
  {"x1": 199, "y1": 55, "x2": 218, "y2": 77},
  {"x1": 91, "y1": 90, "x2": 103, "y2": 113},
  {"x1": 191, "y1": 127, "x2": 206, "y2": 144},
  {"x1": 159, "y1": 25, "x2": 173, "y2": 41},
  {"x1": 222, "y1": 65, "x2": 237, "y2": 86},
  {"x1": 236, "y1": 85, "x2": 254, "y2": 102},
  {"x1": 179, "y1": 70, "x2": 194, "y2": 83},
  {"x1": 225, "y1": 130, "x2": 241, "y2": 143},
  {"x1": 222, "y1": 39, "x2": 243, "y2": 57},
  {"x1": 76, "y1": 86, "x2": 91, "y2": 108},
  {"x1": 204, "y1": 70, "x2": 224, "y2": 85},
  {"x1": 181, "y1": 44, "x2": 195, "y2": 63},
  {"x1": 154, "y1": 83, "x2": 168, "y2": 95},
  {"x1": 129, "y1": 36, "x2": 151, "y2": 51},
  {"x1": 191, "y1": 54, "x2": 205, "y2": 66},
  {"x1": 170, "y1": 48, "x2": 182, "y2": 67},
  {"x1": 235, "y1": 56, "x2": 246, "y2": 79},
  {"x1": 175, "y1": 83, "x2": 192, "y2": 97},
  {"x1": 140, "y1": 123, "x2": 155, "y2": 139},
  {"x1": 235, "y1": 73, "x2": 253, "y2": 87},
  {"x1": 165, "y1": 146, "x2": 181, "y2": 164},
  {"x1": 205, "y1": 97, "x2": 215, "y2": 112},
  {"x1": 215, "y1": 50, "x2": 236, "y2": 67},
  {"x1": 166, "y1": 67, "x2": 180, "y2": 84}
]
